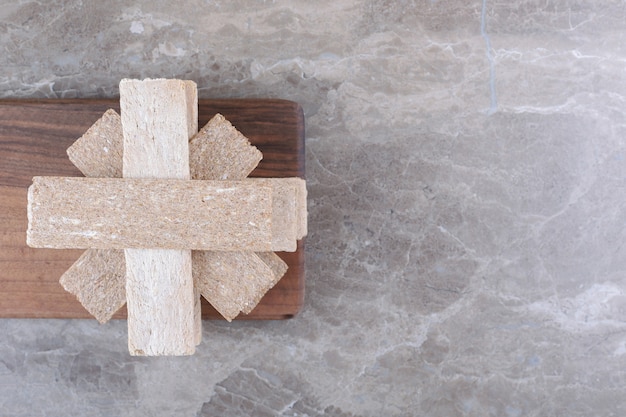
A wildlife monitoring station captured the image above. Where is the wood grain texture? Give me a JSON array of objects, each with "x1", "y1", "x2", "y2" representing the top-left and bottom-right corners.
[{"x1": 0, "y1": 98, "x2": 305, "y2": 320}]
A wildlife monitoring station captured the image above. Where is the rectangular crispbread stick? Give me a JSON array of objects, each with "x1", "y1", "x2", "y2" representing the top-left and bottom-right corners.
[
  {"x1": 26, "y1": 177, "x2": 293, "y2": 251},
  {"x1": 120, "y1": 78, "x2": 197, "y2": 356}
]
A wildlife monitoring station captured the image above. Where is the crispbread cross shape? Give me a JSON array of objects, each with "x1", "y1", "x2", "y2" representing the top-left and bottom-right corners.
[{"x1": 26, "y1": 79, "x2": 307, "y2": 356}]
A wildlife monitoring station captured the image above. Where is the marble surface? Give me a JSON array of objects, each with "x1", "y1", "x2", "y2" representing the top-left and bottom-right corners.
[{"x1": 1, "y1": 0, "x2": 626, "y2": 415}]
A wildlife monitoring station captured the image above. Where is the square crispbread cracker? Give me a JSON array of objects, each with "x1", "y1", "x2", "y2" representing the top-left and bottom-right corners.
[
  {"x1": 190, "y1": 113, "x2": 262, "y2": 181},
  {"x1": 67, "y1": 109, "x2": 123, "y2": 178}
]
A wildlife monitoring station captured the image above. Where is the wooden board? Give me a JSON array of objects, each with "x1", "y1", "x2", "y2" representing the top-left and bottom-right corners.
[{"x1": 0, "y1": 99, "x2": 305, "y2": 320}]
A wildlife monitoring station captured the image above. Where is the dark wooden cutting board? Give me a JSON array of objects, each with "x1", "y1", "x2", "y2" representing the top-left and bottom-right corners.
[{"x1": 0, "y1": 99, "x2": 305, "y2": 320}]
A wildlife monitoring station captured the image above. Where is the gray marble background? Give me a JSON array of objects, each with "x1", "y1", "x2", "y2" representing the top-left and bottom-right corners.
[{"x1": 1, "y1": 1, "x2": 626, "y2": 416}]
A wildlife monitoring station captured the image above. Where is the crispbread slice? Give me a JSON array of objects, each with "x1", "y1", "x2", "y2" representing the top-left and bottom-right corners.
[
  {"x1": 67, "y1": 109, "x2": 123, "y2": 178},
  {"x1": 244, "y1": 252, "x2": 289, "y2": 314},
  {"x1": 193, "y1": 251, "x2": 275, "y2": 321},
  {"x1": 190, "y1": 113, "x2": 262, "y2": 181},
  {"x1": 119, "y1": 78, "x2": 197, "y2": 356},
  {"x1": 59, "y1": 249, "x2": 126, "y2": 324}
]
